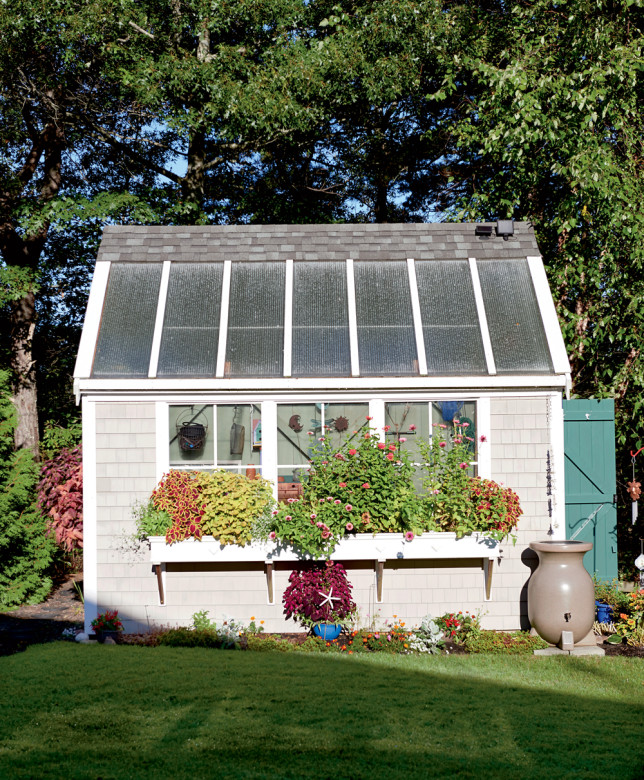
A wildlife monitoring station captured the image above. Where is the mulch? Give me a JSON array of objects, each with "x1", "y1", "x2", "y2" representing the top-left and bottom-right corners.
[{"x1": 1, "y1": 575, "x2": 643, "y2": 657}]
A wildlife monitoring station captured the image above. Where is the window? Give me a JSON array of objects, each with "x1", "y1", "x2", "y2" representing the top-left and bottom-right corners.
[{"x1": 169, "y1": 404, "x2": 261, "y2": 473}]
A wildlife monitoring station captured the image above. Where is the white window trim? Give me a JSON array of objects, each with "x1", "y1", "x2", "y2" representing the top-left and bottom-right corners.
[
  {"x1": 74, "y1": 261, "x2": 111, "y2": 382},
  {"x1": 527, "y1": 256, "x2": 571, "y2": 378}
]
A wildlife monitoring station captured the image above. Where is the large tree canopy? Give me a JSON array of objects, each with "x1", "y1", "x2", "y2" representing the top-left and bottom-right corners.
[{"x1": 1, "y1": 0, "x2": 644, "y2": 567}]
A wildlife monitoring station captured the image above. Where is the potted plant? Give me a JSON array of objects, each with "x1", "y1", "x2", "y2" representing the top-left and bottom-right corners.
[
  {"x1": 91, "y1": 609, "x2": 123, "y2": 643},
  {"x1": 282, "y1": 561, "x2": 357, "y2": 639}
]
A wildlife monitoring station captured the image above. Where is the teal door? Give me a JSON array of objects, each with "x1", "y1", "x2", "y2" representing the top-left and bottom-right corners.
[{"x1": 563, "y1": 399, "x2": 617, "y2": 580}]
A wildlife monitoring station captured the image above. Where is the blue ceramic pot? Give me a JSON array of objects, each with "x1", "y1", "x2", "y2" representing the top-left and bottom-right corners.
[
  {"x1": 595, "y1": 601, "x2": 613, "y2": 623},
  {"x1": 313, "y1": 623, "x2": 342, "y2": 641}
]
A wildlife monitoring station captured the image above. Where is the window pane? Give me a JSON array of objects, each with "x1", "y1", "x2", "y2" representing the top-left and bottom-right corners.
[
  {"x1": 216, "y1": 404, "x2": 261, "y2": 469},
  {"x1": 226, "y1": 262, "x2": 285, "y2": 377},
  {"x1": 477, "y1": 259, "x2": 553, "y2": 374},
  {"x1": 292, "y1": 262, "x2": 350, "y2": 377},
  {"x1": 93, "y1": 264, "x2": 161, "y2": 377},
  {"x1": 169, "y1": 405, "x2": 214, "y2": 466},
  {"x1": 354, "y1": 261, "x2": 418, "y2": 376},
  {"x1": 277, "y1": 403, "x2": 320, "y2": 467},
  {"x1": 321, "y1": 403, "x2": 369, "y2": 450},
  {"x1": 385, "y1": 402, "x2": 431, "y2": 464},
  {"x1": 157, "y1": 263, "x2": 223, "y2": 377},
  {"x1": 415, "y1": 260, "x2": 487, "y2": 375},
  {"x1": 432, "y1": 400, "x2": 477, "y2": 457}
]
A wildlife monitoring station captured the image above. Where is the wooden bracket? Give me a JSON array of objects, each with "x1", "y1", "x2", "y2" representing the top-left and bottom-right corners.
[
  {"x1": 154, "y1": 563, "x2": 165, "y2": 605},
  {"x1": 265, "y1": 562, "x2": 274, "y2": 604},
  {"x1": 376, "y1": 560, "x2": 385, "y2": 603},
  {"x1": 483, "y1": 558, "x2": 493, "y2": 601}
]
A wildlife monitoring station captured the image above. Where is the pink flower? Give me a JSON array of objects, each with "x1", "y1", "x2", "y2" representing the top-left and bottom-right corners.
[
  {"x1": 321, "y1": 531, "x2": 330, "y2": 539},
  {"x1": 459, "y1": 462, "x2": 468, "y2": 469},
  {"x1": 316, "y1": 522, "x2": 324, "y2": 528},
  {"x1": 366, "y1": 416, "x2": 373, "y2": 420},
  {"x1": 404, "y1": 531, "x2": 415, "y2": 542},
  {"x1": 364, "y1": 433, "x2": 371, "y2": 439},
  {"x1": 285, "y1": 515, "x2": 292, "y2": 521},
  {"x1": 388, "y1": 444, "x2": 396, "y2": 451},
  {"x1": 287, "y1": 498, "x2": 296, "y2": 504},
  {"x1": 386, "y1": 453, "x2": 394, "y2": 461},
  {"x1": 439, "y1": 423, "x2": 447, "y2": 429},
  {"x1": 462, "y1": 422, "x2": 469, "y2": 428},
  {"x1": 319, "y1": 498, "x2": 325, "y2": 504},
  {"x1": 310, "y1": 513, "x2": 317, "y2": 520},
  {"x1": 399, "y1": 437, "x2": 407, "y2": 443},
  {"x1": 361, "y1": 483, "x2": 370, "y2": 489},
  {"x1": 345, "y1": 504, "x2": 353, "y2": 511},
  {"x1": 439, "y1": 441, "x2": 446, "y2": 448},
  {"x1": 327, "y1": 496, "x2": 334, "y2": 502},
  {"x1": 339, "y1": 482, "x2": 347, "y2": 488},
  {"x1": 334, "y1": 499, "x2": 341, "y2": 505},
  {"x1": 409, "y1": 424, "x2": 417, "y2": 431},
  {"x1": 307, "y1": 431, "x2": 314, "y2": 436},
  {"x1": 346, "y1": 522, "x2": 354, "y2": 531},
  {"x1": 349, "y1": 448, "x2": 357, "y2": 456},
  {"x1": 272, "y1": 510, "x2": 278, "y2": 516},
  {"x1": 480, "y1": 435, "x2": 487, "y2": 443},
  {"x1": 268, "y1": 531, "x2": 277, "y2": 540},
  {"x1": 377, "y1": 442, "x2": 386, "y2": 450},
  {"x1": 383, "y1": 425, "x2": 390, "y2": 432},
  {"x1": 318, "y1": 436, "x2": 325, "y2": 442}
]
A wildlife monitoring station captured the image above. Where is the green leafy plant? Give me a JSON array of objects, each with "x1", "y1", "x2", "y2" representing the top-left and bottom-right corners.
[
  {"x1": 131, "y1": 500, "x2": 173, "y2": 541},
  {"x1": 409, "y1": 615, "x2": 445, "y2": 654},
  {"x1": 434, "y1": 610, "x2": 481, "y2": 645},
  {"x1": 465, "y1": 630, "x2": 549, "y2": 654},
  {"x1": 593, "y1": 576, "x2": 632, "y2": 614},
  {"x1": 607, "y1": 589, "x2": 644, "y2": 647}
]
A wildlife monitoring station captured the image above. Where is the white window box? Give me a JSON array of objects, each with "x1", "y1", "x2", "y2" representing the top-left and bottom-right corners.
[{"x1": 149, "y1": 532, "x2": 500, "y2": 605}]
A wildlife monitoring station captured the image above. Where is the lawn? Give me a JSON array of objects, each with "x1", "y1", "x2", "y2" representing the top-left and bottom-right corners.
[{"x1": 0, "y1": 644, "x2": 642, "y2": 779}]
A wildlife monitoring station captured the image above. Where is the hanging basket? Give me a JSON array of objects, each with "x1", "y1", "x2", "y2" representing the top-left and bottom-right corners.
[{"x1": 177, "y1": 422, "x2": 208, "y2": 452}]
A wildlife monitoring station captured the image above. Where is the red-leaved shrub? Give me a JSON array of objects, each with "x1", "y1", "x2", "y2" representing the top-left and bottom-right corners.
[{"x1": 38, "y1": 446, "x2": 83, "y2": 551}]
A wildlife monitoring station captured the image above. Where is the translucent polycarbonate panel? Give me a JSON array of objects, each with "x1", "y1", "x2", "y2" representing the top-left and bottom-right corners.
[
  {"x1": 169, "y1": 405, "x2": 215, "y2": 466},
  {"x1": 415, "y1": 261, "x2": 487, "y2": 375},
  {"x1": 92, "y1": 263, "x2": 161, "y2": 377},
  {"x1": 216, "y1": 404, "x2": 261, "y2": 468},
  {"x1": 354, "y1": 261, "x2": 418, "y2": 376},
  {"x1": 226, "y1": 262, "x2": 285, "y2": 377},
  {"x1": 157, "y1": 263, "x2": 224, "y2": 377},
  {"x1": 477, "y1": 259, "x2": 553, "y2": 374},
  {"x1": 277, "y1": 403, "x2": 320, "y2": 468},
  {"x1": 292, "y1": 262, "x2": 350, "y2": 377}
]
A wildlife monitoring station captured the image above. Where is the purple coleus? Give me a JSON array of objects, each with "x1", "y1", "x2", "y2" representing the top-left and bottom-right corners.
[{"x1": 283, "y1": 561, "x2": 356, "y2": 626}]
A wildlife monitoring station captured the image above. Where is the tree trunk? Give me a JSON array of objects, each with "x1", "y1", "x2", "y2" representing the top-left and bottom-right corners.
[{"x1": 10, "y1": 291, "x2": 39, "y2": 456}]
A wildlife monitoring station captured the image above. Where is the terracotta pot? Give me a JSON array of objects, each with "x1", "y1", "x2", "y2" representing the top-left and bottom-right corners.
[{"x1": 528, "y1": 540, "x2": 594, "y2": 646}]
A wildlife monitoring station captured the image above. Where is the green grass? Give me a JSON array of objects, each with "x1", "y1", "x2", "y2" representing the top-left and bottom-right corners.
[{"x1": 0, "y1": 644, "x2": 643, "y2": 779}]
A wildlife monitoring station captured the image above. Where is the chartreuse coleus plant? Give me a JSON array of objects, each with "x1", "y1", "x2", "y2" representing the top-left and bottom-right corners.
[{"x1": 150, "y1": 469, "x2": 274, "y2": 546}]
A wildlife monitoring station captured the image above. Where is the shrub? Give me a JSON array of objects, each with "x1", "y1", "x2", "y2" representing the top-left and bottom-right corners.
[
  {"x1": 0, "y1": 370, "x2": 55, "y2": 609},
  {"x1": 434, "y1": 610, "x2": 481, "y2": 644},
  {"x1": 157, "y1": 628, "x2": 231, "y2": 649},
  {"x1": 593, "y1": 576, "x2": 632, "y2": 614},
  {"x1": 283, "y1": 561, "x2": 357, "y2": 629},
  {"x1": 37, "y1": 446, "x2": 83, "y2": 552},
  {"x1": 131, "y1": 500, "x2": 173, "y2": 540},
  {"x1": 465, "y1": 630, "x2": 549, "y2": 654}
]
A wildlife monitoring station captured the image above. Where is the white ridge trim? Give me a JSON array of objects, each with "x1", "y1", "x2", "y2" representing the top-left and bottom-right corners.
[
  {"x1": 407, "y1": 258, "x2": 428, "y2": 375},
  {"x1": 215, "y1": 260, "x2": 232, "y2": 378},
  {"x1": 148, "y1": 260, "x2": 171, "y2": 378},
  {"x1": 346, "y1": 259, "x2": 360, "y2": 376},
  {"x1": 469, "y1": 257, "x2": 497, "y2": 375}
]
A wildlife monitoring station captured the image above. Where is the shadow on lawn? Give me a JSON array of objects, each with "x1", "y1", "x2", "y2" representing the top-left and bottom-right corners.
[{"x1": 1, "y1": 646, "x2": 642, "y2": 779}]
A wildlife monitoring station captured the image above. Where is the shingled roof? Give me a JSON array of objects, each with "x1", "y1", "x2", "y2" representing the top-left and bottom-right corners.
[
  {"x1": 75, "y1": 222, "x2": 570, "y2": 386},
  {"x1": 96, "y1": 222, "x2": 541, "y2": 263}
]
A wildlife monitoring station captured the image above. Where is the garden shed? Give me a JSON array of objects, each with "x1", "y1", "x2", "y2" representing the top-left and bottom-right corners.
[{"x1": 74, "y1": 222, "x2": 571, "y2": 635}]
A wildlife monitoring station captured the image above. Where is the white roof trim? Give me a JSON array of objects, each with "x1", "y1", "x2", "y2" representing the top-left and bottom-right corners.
[
  {"x1": 469, "y1": 257, "x2": 497, "y2": 375},
  {"x1": 407, "y1": 258, "x2": 428, "y2": 376},
  {"x1": 527, "y1": 256, "x2": 571, "y2": 376},
  {"x1": 75, "y1": 374, "x2": 567, "y2": 395},
  {"x1": 73, "y1": 261, "x2": 111, "y2": 380},
  {"x1": 148, "y1": 260, "x2": 171, "y2": 378},
  {"x1": 215, "y1": 260, "x2": 232, "y2": 378}
]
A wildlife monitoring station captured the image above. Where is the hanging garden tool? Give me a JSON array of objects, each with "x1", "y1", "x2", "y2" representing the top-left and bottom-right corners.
[{"x1": 628, "y1": 446, "x2": 644, "y2": 526}]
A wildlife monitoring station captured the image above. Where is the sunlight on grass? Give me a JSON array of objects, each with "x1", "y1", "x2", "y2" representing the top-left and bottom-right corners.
[{"x1": 0, "y1": 644, "x2": 642, "y2": 779}]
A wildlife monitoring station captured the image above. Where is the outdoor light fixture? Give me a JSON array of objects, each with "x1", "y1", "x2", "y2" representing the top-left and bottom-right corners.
[
  {"x1": 496, "y1": 220, "x2": 515, "y2": 240},
  {"x1": 474, "y1": 224, "x2": 493, "y2": 237}
]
